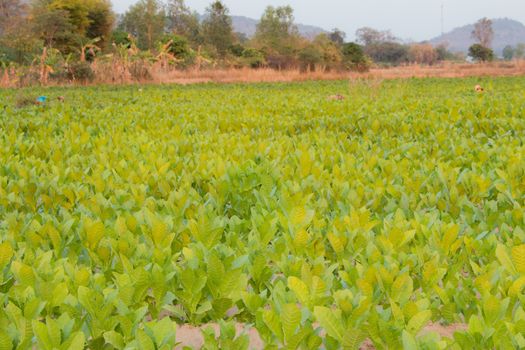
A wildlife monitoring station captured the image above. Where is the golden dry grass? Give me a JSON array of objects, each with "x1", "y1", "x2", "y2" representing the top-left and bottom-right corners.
[
  {"x1": 2, "y1": 60, "x2": 525, "y2": 88},
  {"x1": 131, "y1": 61, "x2": 525, "y2": 84}
]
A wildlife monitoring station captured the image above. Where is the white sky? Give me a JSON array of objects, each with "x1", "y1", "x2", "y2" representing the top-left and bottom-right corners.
[{"x1": 112, "y1": 0, "x2": 525, "y2": 41}]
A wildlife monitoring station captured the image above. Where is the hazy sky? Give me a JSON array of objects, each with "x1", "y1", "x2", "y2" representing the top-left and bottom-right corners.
[{"x1": 112, "y1": 0, "x2": 525, "y2": 41}]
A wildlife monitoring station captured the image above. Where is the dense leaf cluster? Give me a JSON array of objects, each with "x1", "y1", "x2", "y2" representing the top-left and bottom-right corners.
[{"x1": 1, "y1": 78, "x2": 525, "y2": 348}]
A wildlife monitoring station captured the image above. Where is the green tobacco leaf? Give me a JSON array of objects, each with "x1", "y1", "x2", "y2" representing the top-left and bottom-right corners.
[
  {"x1": 407, "y1": 310, "x2": 431, "y2": 334},
  {"x1": 11, "y1": 261, "x2": 35, "y2": 286},
  {"x1": 63, "y1": 332, "x2": 86, "y2": 350},
  {"x1": 32, "y1": 321, "x2": 52, "y2": 350},
  {"x1": 262, "y1": 309, "x2": 283, "y2": 341},
  {"x1": 137, "y1": 329, "x2": 155, "y2": 350},
  {"x1": 147, "y1": 318, "x2": 177, "y2": 347},
  {"x1": 401, "y1": 330, "x2": 418, "y2": 350},
  {"x1": 512, "y1": 244, "x2": 525, "y2": 274},
  {"x1": 289, "y1": 207, "x2": 314, "y2": 228},
  {"x1": 313, "y1": 306, "x2": 344, "y2": 342},
  {"x1": 282, "y1": 304, "x2": 301, "y2": 341},
  {"x1": 288, "y1": 276, "x2": 309, "y2": 305},
  {"x1": 0, "y1": 330, "x2": 12, "y2": 350},
  {"x1": 104, "y1": 331, "x2": 124, "y2": 349},
  {"x1": 496, "y1": 244, "x2": 517, "y2": 274},
  {"x1": 285, "y1": 326, "x2": 310, "y2": 350},
  {"x1": 342, "y1": 328, "x2": 367, "y2": 350},
  {"x1": 85, "y1": 220, "x2": 104, "y2": 249},
  {"x1": 0, "y1": 242, "x2": 13, "y2": 269},
  {"x1": 391, "y1": 274, "x2": 413, "y2": 304}
]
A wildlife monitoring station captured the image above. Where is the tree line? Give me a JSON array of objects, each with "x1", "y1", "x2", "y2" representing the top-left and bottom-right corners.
[{"x1": 0, "y1": 0, "x2": 516, "y2": 83}]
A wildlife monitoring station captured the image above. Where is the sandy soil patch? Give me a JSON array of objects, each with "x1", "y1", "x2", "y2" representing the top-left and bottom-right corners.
[{"x1": 175, "y1": 322, "x2": 467, "y2": 349}]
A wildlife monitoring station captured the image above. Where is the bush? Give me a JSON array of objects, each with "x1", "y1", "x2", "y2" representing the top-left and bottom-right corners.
[
  {"x1": 67, "y1": 62, "x2": 95, "y2": 82},
  {"x1": 129, "y1": 61, "x2": 152, "y2": 81},
  {"x1": 241, "y1": 48, "x2": 265, "y2": 68},
  {"x1": 18, "y1": 71, "x2": 40, "y2": 87},
  {"x1": 49, "y1": 68, "x2": 70, "y2": 83},
  {"x1": 160, "y1": 34, "x2": 191, "y2": 59},
  {"x1": 229, "y1": 44, "x2": 245, "y2": 57},
  {"x1": 468, "y1": 44, "x2": 494, "y2": 62},
  {"x1": 435, "y1": 45, "x2": 456, "y2": 61},
  {"x1": 502, "y1": 45, "x2": 514, "y2": 61},
  {"x1": 342, "y1": 42, "x2": 370, "y2": 72},
  {"x1": 298, "y1": 45, "x2": 323, "y2": 72},
  {"x1": 365, "y1": 42, "x2": 409, "y2": 66},
  {"x1": 409, "y1": 44, "x2": 438, "y2": 65},
  {"x1": 112, "y1": 30, "x2": 132, "y2": 48},
  {"x1": 15, "y1": 94, "x2": 38, "y2": 108},
  {"x1": 158, "y1": 34, "x2": 196, "y2": 68}
]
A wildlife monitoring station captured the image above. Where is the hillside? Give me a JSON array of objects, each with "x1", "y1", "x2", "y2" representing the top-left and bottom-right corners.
[
  {"x1": 231, "y1": 15, "x2": 326, "y2": 39},
  {"x1": 429, "y1": 18, "x2": 525, "y2": 55}
]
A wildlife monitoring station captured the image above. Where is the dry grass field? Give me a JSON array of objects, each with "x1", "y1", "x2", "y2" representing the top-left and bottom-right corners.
[{"x1": 2, "y1": 60, "x2": 525, "y2": 88}]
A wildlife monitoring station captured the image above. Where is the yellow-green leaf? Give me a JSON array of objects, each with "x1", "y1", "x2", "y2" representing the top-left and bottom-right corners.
[
  {"x1": 151, "y1": 220, "x2": 167, "y2": 246},
  {"x1": 85, "y1": 220, "x2": 105, "y2": 249},
  {"x1": 496, "y1": 244, "x2": 517, "y2": 274},
  {"x1": 0, "y1": 242, "x2": 13, "y2": 269},
  {"x1": 288, "y1": 276, "x2": 309, "y2": 305},
  {"x1": 406, "y1": 310, "x2": 431, "y2": 334},
  {"x1": 512, "y1": 244, "x2": 525, "y2": 274},
  {"x1": 282, "y1": 304, "x2": 301, "y2": 340},
  {"x1": 314, "y1": 306, "x2": 344, "y2": 341}
]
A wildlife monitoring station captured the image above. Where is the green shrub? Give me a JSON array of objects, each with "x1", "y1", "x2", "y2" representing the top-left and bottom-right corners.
[
  {"x1": 342, "y1": 42, "x2": 370, "y2": 72},
  {"x1": 67, "y1": 62, "x2": 95, "y2": 82},
  {"x1": 241, "y1": 48, "x2": 265, "y2": 68},
  {"x1": 468, "y1": 44, "x2": 494, "y2": 62}
]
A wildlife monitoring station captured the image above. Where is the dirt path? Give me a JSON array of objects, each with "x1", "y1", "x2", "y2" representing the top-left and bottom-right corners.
[{"x1": 175, "y1": 322, "x2": 467, "y2": 349}]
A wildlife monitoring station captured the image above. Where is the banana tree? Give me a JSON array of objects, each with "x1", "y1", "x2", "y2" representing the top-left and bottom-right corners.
[{"x1": 79, "y1": 37, "x2": 101, "y2": 62}]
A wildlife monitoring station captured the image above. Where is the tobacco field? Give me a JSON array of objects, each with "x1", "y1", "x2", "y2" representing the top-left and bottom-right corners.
[{"x1": 1, "y1": 78, "x2": 525, "y2": 349}]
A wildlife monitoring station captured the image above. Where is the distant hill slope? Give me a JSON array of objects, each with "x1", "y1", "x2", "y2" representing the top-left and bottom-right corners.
[
  {"x1": 429, "y1": 18, "x2": 525, "y2": 55},
  {"x1": 231, "y1": 15, "x2": 326, "y2": 39}
]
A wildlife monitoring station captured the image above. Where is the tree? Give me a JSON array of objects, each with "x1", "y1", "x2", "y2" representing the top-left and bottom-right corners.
[
  {"x1": 111, "y1": 30, "x2": 132, "y2": 48},
  {"x1": 298, "y1": 44, "x2": 322, "y2": 71},
  {"x1": 355, "y1": 26, "x2": 406, "y2": 66},
  {"x1": 30, "y1": 0, "x2": 115, "y2": 53},
  {"x1": 235, "y1": 32, "x2": 248, "y2": 44},
  {"x1": 31, "y1": 8, "x2": 77, "y2": 52},
  {"x1": 0, "y1": 28, "x2": 40, "y2": 64},
  {"x1": 121, "y1": 0, "x2": 165, "y2": 50},
  {"x1": 502, "y1": 45, "x2": 514, "y2": 61},
  {"x1": 355, "y1": 27, "x2": 395, "y2": 46},
  {"x1": 329, "y1": 28, "x2": 345, "y2": 46},
  {"x1": 311, "y1": 33, "x2": 342, "y2": 70},
  {"x1": 435, "y1": 44, "x2": 455, "y2": 61},
  {"x1": 471, "y1": 18, "x2": 493, "y2": 48},
  {"x1": 166, "y1": 0, "x2": 201, "y2": 46},
  {"x1": 202, "y1": 1, "x2": 234, "y2": 58},
  {"x1": 468, "y1": 43, "x2": 494, "y2": 62},
  {"x1": 254, "y1": 5, "x2": 300, "y2": 68},
  {"x1": 409, "y1": 43, "x2": 438, "y2": 65},
  {"x1": 85, "y1": 0, "x2": 115, "y2": 50},
  {"x1": 40, "y1": 0, "x2": 91, "y2": 35},
  {"x1": 515, "y1": 43, "x2": 525, "y2": 59},
  {"x1": 0, "y1": 0, "x2": 40, "y2": 64},
  {"x1": 365, "y1": 42, "x2": 408, "y2": 65},
  {"x1": 0, "y1": 1, "x2": 38, "y2": 64},
  {"x1": 239, "y1": 48, "x2": 265, "y2": 68},
  {"x1": 160, "y1": 34, "x2": 191, "y2": 58},
  {"x1": 342, "y1": 42, "x2": 369, "y2": 72},
  {"x1": 0, "y1": 0, "x2": 27, "y2": 33}
]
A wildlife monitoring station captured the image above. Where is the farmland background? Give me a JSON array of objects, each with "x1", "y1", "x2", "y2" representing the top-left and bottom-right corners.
[{"x1": 1, "y1": 78, "x2": 525, "y2": 349}]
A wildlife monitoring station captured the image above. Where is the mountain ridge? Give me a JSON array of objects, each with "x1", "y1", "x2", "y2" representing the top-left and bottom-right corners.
[
  {"x1": 429, "y1": 18, "x2": 525, "y2": 55},
  {"x1": 231, "y1": 16, "x2": 525, "y2": 55},
  {"x1": 230, "y1": 15, "x2": 326, "y2": 39}
]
